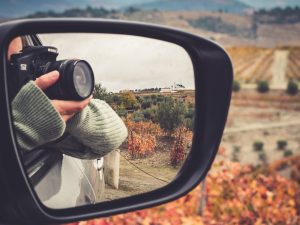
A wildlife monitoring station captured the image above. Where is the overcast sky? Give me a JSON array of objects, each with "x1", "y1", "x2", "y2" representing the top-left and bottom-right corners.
[{"x1": 39, "y1": 33, "x2": 194, "y2": 92}]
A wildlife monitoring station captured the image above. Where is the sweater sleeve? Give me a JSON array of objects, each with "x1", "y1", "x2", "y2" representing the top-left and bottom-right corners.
[
  {"x1": 54, "y1": 99, "x2": 128, "y2": 159},
  {"x1": 12, "y1": 81, "x2": 66, "y2": 151}
]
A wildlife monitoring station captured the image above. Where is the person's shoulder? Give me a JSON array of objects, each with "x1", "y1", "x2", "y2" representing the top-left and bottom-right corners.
[
  {"x1": 90, "y1": 99, "x2": 112, "y2": 109},
  {"x1": 91, "y1": 98, "x2": 106, "y2": 104}
]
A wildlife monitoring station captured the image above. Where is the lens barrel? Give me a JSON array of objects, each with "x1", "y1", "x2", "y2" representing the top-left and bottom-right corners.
[{"x1": 44, "y1": 59, "x2": 94, "y2": 100}]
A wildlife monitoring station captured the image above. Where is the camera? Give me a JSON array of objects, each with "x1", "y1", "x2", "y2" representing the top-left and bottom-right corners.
[{"x1": 8, "y1": 45, "x2": 94, "y2": 101}]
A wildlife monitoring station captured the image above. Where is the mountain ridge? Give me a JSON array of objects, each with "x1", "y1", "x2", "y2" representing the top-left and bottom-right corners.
[
  {"x1": 127, "y1": 0, "x2": 252, "y2": 14},
  {"x1": 0, "y1": 0, "x2": 299, "y2": 19}
]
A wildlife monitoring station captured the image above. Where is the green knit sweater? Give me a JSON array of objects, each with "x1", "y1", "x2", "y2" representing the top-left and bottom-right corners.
[{"x1": 12, "y1": 81, "x2": 128, "y2": 159}]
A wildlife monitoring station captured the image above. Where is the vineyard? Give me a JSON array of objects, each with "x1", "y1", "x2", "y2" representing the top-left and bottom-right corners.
[
  {"x1": 227, "y1": 47, "x2": 274, "y2": 83},
  {"x1": 85, "y1": 45, "x2": 300, "y2": 223},
  {"x1": 93, "y1": 85, "x2": 195, "y2": 201},
  {"x1": 287, "y1": 48, "x2": 300, "y2": 81},
  {"x1": 69, "y1": 160, "x2": 300, "y2": 225},
  {"x1": 227, "y1": 47, "x2": 300, "y2": 85}
]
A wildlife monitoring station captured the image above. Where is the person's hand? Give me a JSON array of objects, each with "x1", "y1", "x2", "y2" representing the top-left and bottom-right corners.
[{"x1": 34, "y1": 71, "x2": 92, "y2": 122}]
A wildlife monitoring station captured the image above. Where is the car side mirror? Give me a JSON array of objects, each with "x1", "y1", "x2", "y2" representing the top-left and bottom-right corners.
[{"x1": 0, "y1": 18, "x2": 232, "y2": 224}]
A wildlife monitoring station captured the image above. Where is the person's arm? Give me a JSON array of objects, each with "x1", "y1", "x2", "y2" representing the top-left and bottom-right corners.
[
  {"x1": 12, "y1": 81, "x2": 66, "y2": 151},
  {"x1": 11, "y1": 70, "x2": 93, "y2": 152},
  {"x1": 12, "y1": 72, "x2": 127, "y2": 157},
  {"x1": 52, "y1": 99, "x2": 128, "y2": 159}
]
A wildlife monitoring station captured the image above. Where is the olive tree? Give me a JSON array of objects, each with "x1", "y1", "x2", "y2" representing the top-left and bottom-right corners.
[{"x1": 156, "y1": 97, "x2": 186, "y2": 136}]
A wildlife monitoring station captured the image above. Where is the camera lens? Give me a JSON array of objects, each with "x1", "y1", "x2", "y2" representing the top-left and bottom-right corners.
[
  {"x1": 73, "y1": 61, "x2": 93, "y2": 98},
  {"x1": 44, "y1": 59, "x2": 94, "y2": 100}
]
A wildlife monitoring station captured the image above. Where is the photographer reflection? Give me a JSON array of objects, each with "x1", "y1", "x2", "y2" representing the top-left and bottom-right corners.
[
  {"x1": 9, "y1": 35, "x2": 127, "y2": 157},
  {"x1": 8, "y1": 36, "x2": 128, "y2": 207}
]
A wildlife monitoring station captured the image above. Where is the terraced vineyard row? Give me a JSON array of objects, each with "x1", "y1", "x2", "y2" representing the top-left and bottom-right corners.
[
  {"x1": 226, "y1": 47, "x2": 300, "y2": 85},
  {"x1": 286, "y1": 48, "x2": 300, "y2": 81},
  {"x1": 227, "y1": 47, "x2": 274, "y2": 83}
]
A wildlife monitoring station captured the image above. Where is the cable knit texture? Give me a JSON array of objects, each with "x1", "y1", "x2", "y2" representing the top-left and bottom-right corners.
[
  {"x1": 12, "y1": 81, "x2": 128, "y2": 159},
  {"x1": 12, "y1": 81, "x2": 65, "y2": 151},
  {"x1": 56, "y1": 99, "x2": 128, "y2": 159}
]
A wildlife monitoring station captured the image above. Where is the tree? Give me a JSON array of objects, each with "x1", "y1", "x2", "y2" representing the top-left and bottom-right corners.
[
  {"x1": 141, "y1": 99, "x2": 152, "y2": 109},
  {"x1": 93, "y1": 83, "x2": 113, "y2": 104},
  {"x1": 232, "y1": 80, "x2": 241, "y2": 92},
  {"x1": 253, "y1": 141, "x2": 264, "y2": 151},
  {"x1": 93, "y1": 83, "x2": 107, "y2": 99},
  {"x1": 286, "y1": 80, "x2": 298, "y2": 95},
  {"x1": 277, "y1": 140, "x2": 287, "y2": 150},
  {"x1": 257, "y1": 80, "x2": 269, "y2": 93},
  {"x1": 120, "y1": 92, "x2": 138, "y2": 110},
  {"x1": 156, "y1": 97, "x2": 186, "y2": 136}
]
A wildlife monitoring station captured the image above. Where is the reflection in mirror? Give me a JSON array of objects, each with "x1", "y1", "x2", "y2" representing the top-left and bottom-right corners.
[{"x1": 7, "y1": 33, "x2": 194, "y2": 209}]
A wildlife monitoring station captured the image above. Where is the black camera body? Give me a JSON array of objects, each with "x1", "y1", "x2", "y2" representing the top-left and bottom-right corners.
[{"x1": 9, "y1": 45, "x2": 94, "y2": 101}]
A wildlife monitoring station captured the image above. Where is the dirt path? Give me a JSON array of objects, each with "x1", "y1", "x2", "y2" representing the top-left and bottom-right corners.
[
  {"x1": 103, "y1": 152, "x2": 179, "y2": 201},
  {"x1": 271, "y1": 50, "x2": 289, "y2": 89}
]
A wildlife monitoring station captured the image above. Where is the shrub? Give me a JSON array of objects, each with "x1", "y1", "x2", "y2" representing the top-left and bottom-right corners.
[
  {"x1": 185, "y1": 118, "x2": 194, "y2": 131},
  {"x1": 141, "y1": 100, "x2": 152, "y2": 109},
  {"x1": 116, "y1": 108, "x2": 127, "y2": 117},
  {"x1": 170, "y1": 128, "x2": 186, "y2": 167},
  {"x1": 232, "y1": 80, "x2": 241, "y2": 92},
  {"x1": 283, "y1": 149, "x2": 293, "y2": 157},
  {"x1": 136, "y1": 95, "x2": 143, "y2": 103},
  {"x1": 257, "y1": 80, "x2": 269, "y2": 93},
  {"x1": 125, "y1": 119, "x2": 163, "y2": 159},
  {"x1": 156, "y1": 97, "x2": 186, "y2": 135},
  {"x1": 120, "y1": 92, "x2": 138, "y2": 109},
  {"x1": 79, "y1": 159, "x2": 300, "y2": 225},
  {"x1": 156, "y1": 95, "x2": 165, "y2": 102},
  {"x1": 142, "y1": 108, "x2": 156, "y2": 121},
  {"x1": 150, "y1": 94, "x2": 158, "y2": 100},
  {"x1": 132, "y1": 111, "x2": 144, "y2": 122},
  {"x1": 232, "y1": 146, "x2": 240, "y2": 162},
  {"x1": 115, "y1": 105, "x2": 128, "y2": 117},
  {"x1": 286, "y1": 80, "x2": 299, "y2": 95},
  {"x1": 277, "y1": 140, "x2": 287, "y2": 150},
  {"x1": 258, "y1": 152, "x2": 267, "y2": 164},
  {"x1": 185, "y1": 106, "x2": 195, "y2": 119},
  {"x1": 253, "y1": 141, "x2": 264, "y2": 151}
]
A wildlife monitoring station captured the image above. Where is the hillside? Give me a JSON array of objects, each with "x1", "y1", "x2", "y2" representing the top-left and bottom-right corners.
[
  {"x1": 227, "y1": 47, "x2": 300, "y2": 86},
  {"x1": 0, "y1": 0, "x2": 251, "y2": 18},
  {"x1": 128, "y1": 0, "x2": 252, "y2": 14},
  {"x1": 254, "y1": 7, "x2": 300, "y2": 24},
  {"x1": 19, "y1": 5, "x2": 300, "y2": 47},
  {"x1": 239, "y1": 0, "x2": 300, "y2": 9},
  {"x1": 1, "y1": 0, "x2": 300, "y2": 18}
]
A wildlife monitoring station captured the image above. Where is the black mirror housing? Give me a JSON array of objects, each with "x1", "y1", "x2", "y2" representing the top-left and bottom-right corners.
[{"x1": 0, "y1": 18, "x2": 232, "y2": 224}]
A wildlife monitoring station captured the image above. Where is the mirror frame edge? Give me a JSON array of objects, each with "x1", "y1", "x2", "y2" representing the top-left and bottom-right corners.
[{"x1": 0, "y1": 18, "x2": 233, "y2": 224}]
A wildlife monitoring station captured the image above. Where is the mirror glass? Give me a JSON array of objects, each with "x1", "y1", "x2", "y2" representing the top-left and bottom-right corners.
[{"x1": 7, "y1": 33, "x2": 194, "y2": 209}]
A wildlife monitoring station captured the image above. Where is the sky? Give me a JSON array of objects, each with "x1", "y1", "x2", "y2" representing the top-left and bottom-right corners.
[{"x1": 39, "y1": 33, "x2": 195, "y2": 92}]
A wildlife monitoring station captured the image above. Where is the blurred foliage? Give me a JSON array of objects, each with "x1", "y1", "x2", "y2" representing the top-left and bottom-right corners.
[
  {"x1": 253, "y1": 141, "x2": 264, "y2": 151},
  {"x1": 277, "y1": 140, "x2": 288, "y2": 150},
  {"x1": 287, "y1": 80, "x2": 299, "y2": 95},
  {"x1": 257, "y1": 80, "x2": 269, "y2": 93},
  {"x1": 284, "y1": 150, "x2": 294, "y2": 157},
  {"x1": 26, "y1": 6, "x2": 118, "y2": 18},
  {"x1": 254, "y1": 6, "x2": 300, "y2": 24},
  {"x1": 232, "y1": 80, "x2": 241, "y2": 92},
  {"x1": 69, "y1": 160, "x2": 300, "y2": 225}
]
